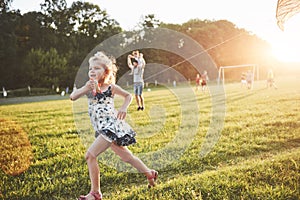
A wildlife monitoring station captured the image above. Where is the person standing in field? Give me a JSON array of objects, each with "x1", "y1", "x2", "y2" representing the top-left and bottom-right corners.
[
  {"x1": 266, "y1": 69, "x2": 278, "y2": 89},
  {"x1": 200, "y1": 70, "x2": 209, "y2": 93},
  {"x1": 70, "y1": 52, "x2": 158, "y2": 200},
  {"x1": 127, "y1": 50, "x2": 146, "y2": 111},
  {"x1": 246, "y1": 70, "x2": 253, "y2": 90},
  {"x1": 241, "y1": 72, "x2": 247, "y2": 88}
]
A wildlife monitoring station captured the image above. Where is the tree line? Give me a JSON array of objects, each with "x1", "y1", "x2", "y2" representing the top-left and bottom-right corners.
[{"x1": 0, "y1": 0, "x2": 273, "y2": 90}]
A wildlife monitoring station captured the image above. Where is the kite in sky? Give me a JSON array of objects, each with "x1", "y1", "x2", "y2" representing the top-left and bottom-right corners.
[{"x1": 276, "y1": 0, "x2": 300, "y2": 30}]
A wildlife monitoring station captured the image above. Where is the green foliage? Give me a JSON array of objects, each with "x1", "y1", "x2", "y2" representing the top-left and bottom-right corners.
[
  {"x1": 40, "y1": 0, "x2": 68, "y2": 34},
  {"x1": 16, "y1": 12, "x2": 54, "y2": 52},
  {"x1": 24, "y1": 48, "x2": 67, "y2": 87},
  {"x1": 0, "y1": 77, "x2": 299, "y2": 199},
  {"x1": 0, "y1": 0, "x2": 122, "y2": 89},
  {"x1": 140, "y1": 14, "x2": 161, "y2": 28},
  {"x1": 0, "y1": 10, "x2": 21, "y2": 88}
]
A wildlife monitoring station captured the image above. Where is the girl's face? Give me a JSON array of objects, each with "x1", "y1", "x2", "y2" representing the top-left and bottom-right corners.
[{"x1": 88, "y1": 65, "x2": 105, "y2": 81}]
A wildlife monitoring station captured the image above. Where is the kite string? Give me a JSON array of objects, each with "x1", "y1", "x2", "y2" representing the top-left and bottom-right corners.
[{"x1": 144, "y1": 32, "x2": 244, "y2": 81}]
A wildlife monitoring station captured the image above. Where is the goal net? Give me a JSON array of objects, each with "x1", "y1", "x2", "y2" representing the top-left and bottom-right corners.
[{"x1": 218, "y1": 64, "x2": 258, "y2": 87}]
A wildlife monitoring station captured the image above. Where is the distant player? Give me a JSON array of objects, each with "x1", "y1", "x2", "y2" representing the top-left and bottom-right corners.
[
  {"x1": 127, "y1": 52, "x2": 146, "y2": 111},
  {"x1": 241, "y1": 72, "x2": 247, "y2": 88},
  {"x1": 246, "y1": 70, "x2": 253, "y2": 90},
  {"x1": 201, "y1": 70, "x2": 209, "y2": 93},
  {"x1": 266, "y1": 69, "x2": 278, "y2": 89}
]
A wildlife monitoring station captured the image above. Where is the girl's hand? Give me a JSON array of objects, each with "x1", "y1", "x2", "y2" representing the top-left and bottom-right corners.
[
  {"x1": 70, "y1": 79, "x2": 95, "y2": 101},
  {"x1": 86, "y1": 79, "x2": 96, "y2": 92},
  {"x1": 117, "y1": 109, "x2": 127, "y2": 120}
]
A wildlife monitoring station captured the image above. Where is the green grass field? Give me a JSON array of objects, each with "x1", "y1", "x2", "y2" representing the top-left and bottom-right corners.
[{"x1": 0, "y1": 76, "x2": 299, "y2": 200}]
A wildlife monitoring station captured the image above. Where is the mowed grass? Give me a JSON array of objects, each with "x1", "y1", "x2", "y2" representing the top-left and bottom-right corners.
[{"x1": 0, "y1": 76, "x2": 299, "y2": 200}]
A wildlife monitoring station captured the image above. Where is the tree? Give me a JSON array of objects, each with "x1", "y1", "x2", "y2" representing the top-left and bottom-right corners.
[
  {"x1": 0, "y1": 0, "x2": 13, "y2": 13},
  {"x1": 69, "y1": 2, "x2": 111, "y2": 36},
  {"x1": 40, "y1": 0, "x2": 69, "y2": 34},
  {"x1": 24, "y1": 48, "x2": 67, "y2": 87},
  {"x1": 39, "y1": 0, "x2": 122, "y2": 74},
  {"x1": 0, "y1": 10, "x2": 21, "y2": 88},
  {"x1": 16, "y1": 12, "x2": 57, "y2": 55},
  {"x1": 65, "y1": 1, "x2": 122, "y2": 80},
  {"x1": 140, "y1": 14, "x2": 160, "y2": 28}
]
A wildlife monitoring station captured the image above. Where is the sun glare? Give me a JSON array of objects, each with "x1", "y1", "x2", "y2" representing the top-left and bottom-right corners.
[
  {"x1": 272, "y1": 42, "x2": 300, "y2": 63},
  {"x1": 271, "y1": 15, "x2": 300, "y2": 63}
]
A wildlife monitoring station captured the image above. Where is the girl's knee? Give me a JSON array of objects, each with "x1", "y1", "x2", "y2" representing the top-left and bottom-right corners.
[{"x1": 85, "y1": 151, "x2": 96, "y2": 161}]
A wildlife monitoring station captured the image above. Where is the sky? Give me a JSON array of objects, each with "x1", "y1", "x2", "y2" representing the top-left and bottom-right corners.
[{"x1": 11, "y1": 0, "x2": 300, "y2": 62}]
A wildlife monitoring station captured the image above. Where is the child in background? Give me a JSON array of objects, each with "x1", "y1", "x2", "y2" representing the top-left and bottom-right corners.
[
  {"x1": 70, "y1": 52, "x2": 158, "y2": 200},
  {"x1": 201, "y1": 70, "x2": 209, "y2": 93},
  {"x1": 241, "y1": 72, "x2": 247, "y2": 88},
  {"x1": 266, "y1": 69, "x2": 278, "y2": 89},
  {"x1": 246, "y1": 70, "x2": 253, "y2": 90}
]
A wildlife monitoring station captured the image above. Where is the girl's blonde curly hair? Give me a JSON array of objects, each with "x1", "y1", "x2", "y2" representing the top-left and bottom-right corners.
[{"x1": 88, "y1": 51, "x2": 118, "y2": 84}]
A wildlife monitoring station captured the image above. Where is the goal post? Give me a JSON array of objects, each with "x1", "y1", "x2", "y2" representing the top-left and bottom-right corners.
[{"x1": 218, "y1": 64, "x2": 259, "y2": 86}]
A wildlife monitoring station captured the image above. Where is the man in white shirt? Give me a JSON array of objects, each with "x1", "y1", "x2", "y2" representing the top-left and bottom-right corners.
[{"x1": 127, "y1": 51, "x2": 146, "y2": 111}]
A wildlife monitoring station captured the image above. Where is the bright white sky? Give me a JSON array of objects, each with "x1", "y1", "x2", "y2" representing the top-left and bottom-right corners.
[{"x1": 11, "y1": 0, "x2": 300, "y2": 62}]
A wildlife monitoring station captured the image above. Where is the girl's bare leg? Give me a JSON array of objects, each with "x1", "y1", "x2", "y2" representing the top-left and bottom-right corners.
[
  {"x1": 84, "y1": 135, "x2": 111, "y2": 197},
  {"x1": 110, "y1": 144, "x2": 157, "y2": 186}
]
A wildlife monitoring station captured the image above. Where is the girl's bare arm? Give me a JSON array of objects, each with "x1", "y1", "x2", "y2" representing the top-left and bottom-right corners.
[
  {"x1": 112, "y1": 84, "x2": 132, "y2": 120},
  {"x1": 70, "y1": 80, "x2": 95, "y2": 101}
]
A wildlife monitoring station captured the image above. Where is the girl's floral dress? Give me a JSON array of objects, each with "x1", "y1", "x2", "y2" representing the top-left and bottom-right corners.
[{"x1": 88, "y1": 85, "x2": 136, "y2": 146}]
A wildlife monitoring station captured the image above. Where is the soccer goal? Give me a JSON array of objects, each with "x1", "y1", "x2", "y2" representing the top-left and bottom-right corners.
[{"x1": 218, "y1": 64, "x2": 259, "y2": 86}]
